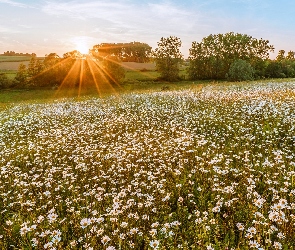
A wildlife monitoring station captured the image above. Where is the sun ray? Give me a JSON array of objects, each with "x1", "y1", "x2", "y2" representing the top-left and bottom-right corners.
[
  {"x1": 92, "y1": 46, "x2": 155, "y2": 80},
  {"x1": 90, "y1": 57, "x2": 123, "y2": 90},
  {"x1": 29, "y1": 57, "x2": 73, "y2": 83},
  {"x1": 54, "y1": 59, "x2": 81, "y2": 98},
  {"x1": 86, "y1": 57, "x2": 120, "y2": 96},
  {"x1": 85, "y1": 58, "x2": 102, "y2": 98},
  {"x1": 78, "y1": 59, "x2": 84, "y2": 98}
]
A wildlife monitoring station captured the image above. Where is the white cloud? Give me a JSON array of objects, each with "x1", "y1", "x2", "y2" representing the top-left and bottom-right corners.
[
  {"x1": 0, "y1": 0, "x2": 29, "y2": 8},
  {"x1": 0, "y1": 0, "x2": 291, "y2": 57},
  {"x1": 41, "y1": 0, "x2": 202, "y2": 54},
  {"x1": 0, "y1": 25, "x2": 21, "y2": 33}
]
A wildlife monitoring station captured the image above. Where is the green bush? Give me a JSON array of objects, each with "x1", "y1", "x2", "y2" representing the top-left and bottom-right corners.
[
  {"x1": 0, "y1": 73, "x2": 12, "y2": 89},
  {"x1": 227, "y1": 59, "x2": 254, "y2": 81},
  {"x1": 103, "y1": 56, "x2": 125, "y2": 85}
]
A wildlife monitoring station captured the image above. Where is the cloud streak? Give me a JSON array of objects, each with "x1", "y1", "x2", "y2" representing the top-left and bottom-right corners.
[
  {"x1": 0, "y1": 0, "x2": 294, "y2": 57},
  {"x1": 0, "y1": 0, "x2": 30, "y2": 8}
]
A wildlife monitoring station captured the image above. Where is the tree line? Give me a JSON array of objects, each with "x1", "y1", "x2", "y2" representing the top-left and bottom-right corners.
[
  {"x1": 91, "y1": 42, "x2": 152, "y2": 63},
  {"x1": 4, "y1": 50, "x2": 125, "y2": 89},
  {"x1": 1, "y1": 51, "x2": 36, "y2": 56},
  {"x1": 1, "y1": 33, "x2": 295, "y2": 89},
  {"x1": 154, "y1": 33, "x2": 295, "y2": 81}
]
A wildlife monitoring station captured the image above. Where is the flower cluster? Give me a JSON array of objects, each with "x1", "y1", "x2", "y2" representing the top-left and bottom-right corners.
[{"x1": 0, "y1": 81, "x2": 295, "y2": 249}]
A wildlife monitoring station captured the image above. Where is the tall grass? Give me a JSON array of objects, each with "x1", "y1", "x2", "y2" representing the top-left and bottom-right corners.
[{"x1": 0, "y1": 81, "x2": 295, "y2": 249}]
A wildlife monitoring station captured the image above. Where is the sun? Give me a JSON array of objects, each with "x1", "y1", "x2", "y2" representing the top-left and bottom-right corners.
[{"x1": 76, "y1": 43, "x2": 89, "y2": 55}]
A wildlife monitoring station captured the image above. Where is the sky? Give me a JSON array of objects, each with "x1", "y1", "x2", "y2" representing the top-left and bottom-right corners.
[{"x1": 0, "y1": 0, "x2": 294, "y2": 58}]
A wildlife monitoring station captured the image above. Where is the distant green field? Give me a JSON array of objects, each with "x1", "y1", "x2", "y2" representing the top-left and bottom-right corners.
[
  {"x1": 0, "y1": 70, "x2": 17, "y2": 79},
  {"x1": 125, "y1": 70, "x2": 160, "y2": 81},
  {"x1": 0, "y1": 80, "x2": 207, "y2": 104},
  {"x1": 0, "y1": 56, "x2": 32, "y2": 62}
]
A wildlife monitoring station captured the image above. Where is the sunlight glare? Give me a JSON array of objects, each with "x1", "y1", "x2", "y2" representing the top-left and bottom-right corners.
[{"x1": 76, "y1": 43, "x2": 89, "y2": 55}]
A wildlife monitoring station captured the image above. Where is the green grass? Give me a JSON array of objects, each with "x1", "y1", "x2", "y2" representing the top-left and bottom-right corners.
[
  {"x1": 0, "y1": 56, "x2": 32, "y2": 62},
  {"x1": 125, "y1": 70, "x2": 160, "y2": 81},
  {"x1": 0, "y1": 70, "x2": 17, "y2": 79},
  {"x1": 0, "y1": 78, "x2": 290, "y2": 104}
]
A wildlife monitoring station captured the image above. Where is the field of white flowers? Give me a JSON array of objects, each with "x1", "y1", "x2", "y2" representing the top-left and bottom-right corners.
[{"x1": 0, "y1": 81, "x2": 295, "y2": 249}]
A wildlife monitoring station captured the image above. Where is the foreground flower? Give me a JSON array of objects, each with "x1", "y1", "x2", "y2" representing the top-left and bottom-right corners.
[
  {"x1": 149, "y1": 240, "x2": 160, "y2": 249},
  {"x1": 101, "y1": 235, "x2": 111, "y2": 245}
]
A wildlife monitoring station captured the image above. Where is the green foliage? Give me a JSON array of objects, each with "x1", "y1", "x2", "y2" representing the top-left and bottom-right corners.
[
  {"x1": 227, "y1": 59, "x2": 254, "y2": 81},
  {"x1": 14, "y1": 63, "x2": 27, "y2": 86},
  {"x1": 91, "y1": 42, "x2": 152, "y2": 63},
  {"x1": 40, "y1": 53, "x2": 67, "y2": 87},
  {"x1": 276, "y1": 50, "x2": 286, "y2": 61},
  {"x1": 103, "y1": 56, "x2": 125, "y2": 85},
  {"x1": 0, "y1": 73, "x2": 12, "y2": 89},
  {"x1": 63, "y1": 50, "x2": 83, "y2": 59},
  {"x1": 0, "y1": 56, "x2": 32, "y2": 62},
  {"x1": 27, "y1": 55, "x2": 45, "y2": 86},
  {"x1": 188, "y1": 32, "x2": 274, "y2": 80},
  {"x1": 153, "y1": 36, "x2": 183, "y2": 81},
  {"x1": 265, "y1": 61, "x2": 286, "y2": 78}
]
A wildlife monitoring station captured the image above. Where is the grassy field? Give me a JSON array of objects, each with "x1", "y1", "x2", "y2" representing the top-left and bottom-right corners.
[
  {"x1": 0, "y1": 69, "x2": 17, "y2": 79},
  {"x1": 0, "y1": 80, "x2": 295, "y2": 249},
  {"x1": 0, "y1": 56, "x2": 32, "y2": 62}
]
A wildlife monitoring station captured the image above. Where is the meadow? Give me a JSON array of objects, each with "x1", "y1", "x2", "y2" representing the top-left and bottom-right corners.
[{"x1": 0, "y1": 80, "x2": 295, "y2": 249}]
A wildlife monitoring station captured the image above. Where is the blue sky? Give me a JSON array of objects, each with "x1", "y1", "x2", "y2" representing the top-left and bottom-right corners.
[{"x1": 0, "y1": 0, "x2": 294, "y2": 58}]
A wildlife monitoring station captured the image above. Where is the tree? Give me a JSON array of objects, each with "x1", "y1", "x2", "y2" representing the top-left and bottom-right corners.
[
  {"x1": 91, "y1": 42, "x2": 152, "y2": 62},
  {"x1": 153, "y1": 36, "x2": 183, "y2": 81},
  {"x1": 265, "y1": 61, "x2": 285, "y2": 78},
  {"x1": 286, "y1": 51, "x2": 295, "y2": 61},
  {"x1": 27, "y1": 55, "x2": 44, "y2": 86},
  {"x1": 91, "y1": 48, "x2": 125, "y2": 87},
  {"x1": 14, "y1": 63, "x2": 27, "y2": 86},
  {"x1": 188, "y1": 32, "x2": 274, "y2": 80},
  {"x1": 63, "y1": 50, "x2": 83, "y2": 59},
  {"x1": 41, "y1": 53, "x2": 66, "y2": 87},
  {"x1": 276, "y1": 50, "x2": 285, "y2": 61},
  {"x1": 227, "y1": 59, "x2": 254, "y2": 81},
  {"x1": 0, "y1": 73, "x2": 11, "y2": 89},
  {"x1": 102, "y1": 56, "x2": 125, "y2": 85}
]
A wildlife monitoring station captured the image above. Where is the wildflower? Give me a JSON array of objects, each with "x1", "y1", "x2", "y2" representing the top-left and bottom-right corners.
[
  {"x1": 70, "y1": 241, "x2": 77, "y2": 247},
  {"x1": 129, "y1": 228, "x2": 138, "y2": 235},
  {"x1": 277, "y1": 232, "x2": 285, "y2": 239},
  {"x1": 20, "y1": 225, "x2": 31, "y2": 236},
  {"x1": 120, "y1": 222, "x2": 128, "y2": 228},
  {"x1": 207, "y1": 244, "x2": 214, "y2": 250},
  {"x1": 254, "y1": 198, "x2": 265, "y2": 208},
  {"x1": 80, "y1": 218, "x2": 91, "y2": 229},
  {"x1": 162, "y1": 194, "x2": 170, "y2": 201},
  {"x1": 150, "y1": 228, "x2": 157, "y2": 237},
  {"x1": 6, "y1": 220, "x2": 13, "y2": 226},
  {"x1": 47, "y1": 213, "x2": 58, "y2": 223},
  {"x1": 51, "y1": 236, "x2": 61, "y2": 244},
  {"x1": 31, "y1": 238, "x2": 38, "y2": 247},
  {"x1": 273, "y1": 241, "x2": 282, "y2": 249},
  {"x1": 97, "y1": 217, "x2": 104, "y2": 223},
  {"x1": 151, "y1": 222, "x2": 159, "y2": 228},
  {"x1": 212, "y1": 206, "x2": 220, "y2": 213},
  {"x1": 247, "y1": 227, "x2": 257, "y2": 235},
  {"x1": 97, "y1": 229, "x2": 104, "y2": 235},
  {"x1": 149, "y1": 240, "x2": 160, "y2": 249},
  {"x1": 249, "y1": 240, "x2": 260, "y2": 248},
  {"x1": 101, "y1": 235, "x2": 111, "y2": 245},
  {"x1": 236, "y1": 223, "x2": 244, "y2": 231},
  {"x1": 44, "y1": 242, "x2": 53, "y2": 249}
]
